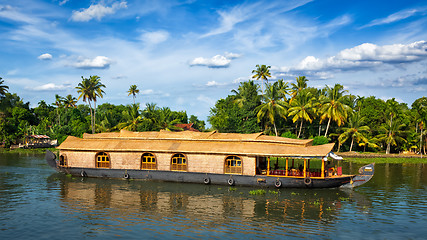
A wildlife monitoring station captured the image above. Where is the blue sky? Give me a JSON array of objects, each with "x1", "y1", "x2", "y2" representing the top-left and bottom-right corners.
[{"x1": 1, "y1": 0, "x2": 427, "y2": 122}]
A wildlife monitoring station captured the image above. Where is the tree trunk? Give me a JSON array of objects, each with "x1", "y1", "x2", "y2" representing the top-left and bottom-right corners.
[
  {"x1": 318, "y1": 124, "x2": 321, "y2": 136},
  {"x1": 297, "y1": 119, "x2": 303, "y2": 138},
  {"x1": 93, "y1": 100, "x2": 97, "y2": 134},
  {"x1": 273, "y1": 122, "x2": 278, "y2": 137},
  {"x1": 350, "y1": 136, "x2": 354, "y2": 152},
  {"x1": 387, "y1": 115, "x2": 393, "y2": 154},
  {"x1": 324, "y1": 118, "x2": 331, "y2": 137}
]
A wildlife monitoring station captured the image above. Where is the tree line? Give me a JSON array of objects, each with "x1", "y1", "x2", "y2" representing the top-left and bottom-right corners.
[{"x1": 1, "y1": 67, "x2": 427, "y2": 154}]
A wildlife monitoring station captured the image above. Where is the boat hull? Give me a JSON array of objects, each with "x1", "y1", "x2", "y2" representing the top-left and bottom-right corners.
[{"x1": 46, "y1": 150, "x2": 356, "y2": 188}]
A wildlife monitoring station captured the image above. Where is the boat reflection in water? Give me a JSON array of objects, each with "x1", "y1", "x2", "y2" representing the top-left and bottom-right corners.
[{"x1": 51, "y1": 174, "x2": 372, "y2": 238}]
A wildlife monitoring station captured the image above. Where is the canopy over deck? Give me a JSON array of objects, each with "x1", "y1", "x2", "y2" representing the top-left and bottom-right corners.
[{"x1": 58, "y1": 130, "x2": 335, "y2": 158}]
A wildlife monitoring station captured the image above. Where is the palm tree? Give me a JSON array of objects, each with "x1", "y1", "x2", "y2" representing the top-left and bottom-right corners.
[
  {"x1": 89, "y1": 76, "x2": 105, "y2": 134},
  {"x1": 290, "y1": 76, "x2": 308, "y2": 104},
  {"x1": 288, "y1": 89, "x2": 317, "y2": 138},
  {"x1": 377, "y1": 119, "x2": 407, "y2": 154},
  {"x1": 384, "y1": 98, "x2": 402, "y2": 154},
  {"x1": 251, "y1": 64, "x2": 271, "y2": 96},
  {"x1": 116, "y1": 103, "x2": 142, "y2": 131},
  {"x1": 276, "y1": 79, "x2": 291, "y2": 101},
  {"x1": 127, "y1": 85, "x2": 140, "y2": 105},
  {"x1": 76, "y1": 75, "x2": 105, "y2": 134},
  {"x1": 0, "y1": 77, "x2": 9, "y2": 97},
  {"x1": 255, "y1": 82, "x2": 288, "y2": 136},
  {"x1": 337, "y1": 112, "x2": 370, "y2": 152},
  {"x1": 319, "y1": 84, "x2": 350, "y2": 137},
  {"x1": 63, "y1": 94, "x2": 77, "y2": 108},
  {"x1": 76, "y1": 77, "x2": 94, "y2": 133},
  {"x1": 53, "y1": 94, "x2": 64, "y2": 126}
]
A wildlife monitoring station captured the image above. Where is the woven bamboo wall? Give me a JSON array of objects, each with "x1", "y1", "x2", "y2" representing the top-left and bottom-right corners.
[{"x1": 60, "y1": 150, "x2": 256, "y2": 175}]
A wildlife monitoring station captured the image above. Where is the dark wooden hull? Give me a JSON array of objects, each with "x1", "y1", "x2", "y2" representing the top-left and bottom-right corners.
[{"x1": 45, "y1": 150, "x2": 367, "y2": 189}]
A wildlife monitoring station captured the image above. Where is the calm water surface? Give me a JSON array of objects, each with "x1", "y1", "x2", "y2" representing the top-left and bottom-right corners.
[{"x1": 1, "y1": 152, "x2": 426, "y2": 239}]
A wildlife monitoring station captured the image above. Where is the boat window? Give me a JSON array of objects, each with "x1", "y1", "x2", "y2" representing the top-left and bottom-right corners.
[
  {"x1": 141, "y1": 152, "x2": 156, "y2": 170},
  {"x1": 96, "y1": 152, "x2": 110, "y2": 168},
  {"x1": 171, "y1": 153, "x2": 187, "y2": 171},
  {"x1": 59, "y1": 154, "x2": 67, "y2": 167},
  {"x1": 225, "y1": 155, "x2": 242, "y2": 174}
]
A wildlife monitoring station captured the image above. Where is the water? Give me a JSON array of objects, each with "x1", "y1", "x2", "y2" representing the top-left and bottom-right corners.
[{"x1": 1, "y1": 152, "x2": 426, "y2": 239}]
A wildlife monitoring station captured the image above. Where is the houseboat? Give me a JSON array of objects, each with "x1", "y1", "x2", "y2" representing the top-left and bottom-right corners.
[{"x1": 45, "y1": 130, "x2": 374, "y2": 188}]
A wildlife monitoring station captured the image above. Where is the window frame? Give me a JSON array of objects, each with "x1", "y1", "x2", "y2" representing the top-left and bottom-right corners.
[
  {"x1": 224, "y1": 155, "x2": 243, "y2": 174},
  {"x1": 95, "y1": 152, "x2": 111, "y2": 168},
  {"x1": 170, "y1": 153, "x2": 187, "y2": 171},
  {"x1": 141, "y1": 152, "x2": 157, "y2": 170}
]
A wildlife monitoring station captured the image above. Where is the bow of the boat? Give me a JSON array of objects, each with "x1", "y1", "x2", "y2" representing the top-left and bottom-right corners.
[
  {"x1": 45, "y1": 150, "x2": 58, "y2": 169},
  {"x1": 340, "y1": 163, "x2": 375, "y2": 188}
]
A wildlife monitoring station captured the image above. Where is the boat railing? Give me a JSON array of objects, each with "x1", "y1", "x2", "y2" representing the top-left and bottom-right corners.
[{"x1": 268, "y1": 168, "x2": 341, "y2": 177}]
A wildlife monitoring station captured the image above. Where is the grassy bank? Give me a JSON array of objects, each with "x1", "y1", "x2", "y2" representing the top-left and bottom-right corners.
[
  {"x1": 0, "y1": 147, "x2": 59, "y2": 154},
  {"x1": 346, "y1": 157, "x2": 427, "y2": 164}
]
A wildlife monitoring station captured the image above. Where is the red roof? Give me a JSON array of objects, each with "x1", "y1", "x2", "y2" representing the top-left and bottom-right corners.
[
  {"x1": 174, "y1": 123, "x2": 200, "y2": 132},
  {"x1": 29, "y1": 135, "x2": 50, "y2": 139}
]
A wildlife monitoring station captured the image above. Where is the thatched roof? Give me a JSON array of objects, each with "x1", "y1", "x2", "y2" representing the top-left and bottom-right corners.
[{"x1": 58, "y1": 130, "x2": 334, "y2": 158}]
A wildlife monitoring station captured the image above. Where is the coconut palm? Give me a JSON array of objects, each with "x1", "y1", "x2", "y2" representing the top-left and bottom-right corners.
[
  {"x1": 53, "y1": 94, "x2": 64, "y2": 126},
  {"x1": 255, "y1": 82, "x2": 288, "y2": 136},
  {"x1": 337, "y1": 112, "x2": 370, "y2": 152},
  {"x1": 0, "y1": 77, "x2": 9, "y2": 97},
  {"x1": 376, "y1": 119, "x2": 407, "y2": 154},
  {"x1": 276, "y1": 79, "x2": 291, "y2": 101},
  {"x1": 116, "y1": 103, "x2": 142, "y2": 131},
  {"x1": 63, "y1": 94, "x2": 77, "y2": 108},
  {"x1": 251, "y1": 64, "x2": 271, "y2": 96},
  {"x1": 384, "y1": 98, "x2": 402, "y2": 154},
  {"x1": 76, "y1": 75, "x2": 105, "y2": 134},
  {"x1": 127, "y1": 85, "x2": 140, "y2": 105},
  {"x1": 288, "y1": 89, "x2": 317, "y2": 138},
  {"x1": 76, "y1": 77, "x2": 94, "y2": 133},
  {"x1": 319, "y1": 84, "x2": 350, "y2": 137},
  {"x1": 290, "y1": 76, "x2": 308, "y2": 104}
]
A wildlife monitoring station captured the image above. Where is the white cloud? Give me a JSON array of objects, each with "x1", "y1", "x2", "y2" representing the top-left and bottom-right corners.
[
  {"x1": 140, "y1": 30, "x2": 169, "y2": 45},
  {"x1": 71, "y1": 1, "x2": 127, "y2": 22},
  {"x1": 58, "y1": 0, "x2": 69, "y2": 6},
  {"x1": 189, "y1": 52, "x2": 241, "y2": 68},
  {"x1": 141, "y1": 89, "x2": 154, "y2": 95},
  {"x1": 360, "y1": 8, "x2": 426, "y2": 29},
  {"x1": 279, "y1": 41, "x2": 427, "y2": 76},
  {"x1": 38, "y1": 53, "x2": 52, "y2": 60},
  {"x1": 30, "y1": 83, "x2": 72, "y2": 91},
  {"x1": 70, "y1": 56, "x2": 112, "y2": 69},
  {"x1": 205, "y1": 81, "x2": 228, "y2": 87}
]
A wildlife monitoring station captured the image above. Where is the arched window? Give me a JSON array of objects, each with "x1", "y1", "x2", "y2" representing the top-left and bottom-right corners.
[
  {"x1": 59, "y1": 154, "x2": 67, "y2": 167},
  {"x1": 141, "y1": 152, "x2": 156, "y2": 170},
  {"x1": 96, "y1": 152, "x2": 110, "y2": 168},
  {"x1": 171, "y1": 153, "x2": 187, "y2": 171},
  {"x1": 224, "y1": 155, "x2": 242, "y2": 174}
]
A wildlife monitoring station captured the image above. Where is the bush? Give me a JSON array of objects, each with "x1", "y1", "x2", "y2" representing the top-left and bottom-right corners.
[
  {"x1": 281, "y1": 131, "x2": 297, "y2": 139},
  {"x1": 311, "y1": 136, "x2": 329, "y2": 145}
]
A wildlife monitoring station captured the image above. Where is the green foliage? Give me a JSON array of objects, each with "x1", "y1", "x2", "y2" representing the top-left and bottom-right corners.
[
  {"x1": 311, "y1": 136, "x2": 329, "y2": 145},
  {"x1": 281, "y1": 131, "x2": 297, "y2": 139}
]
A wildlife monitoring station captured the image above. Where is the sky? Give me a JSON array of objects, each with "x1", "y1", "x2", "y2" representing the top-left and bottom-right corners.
[{"x1": 1, "y1": 0, "x2": 427, "y2": 123}]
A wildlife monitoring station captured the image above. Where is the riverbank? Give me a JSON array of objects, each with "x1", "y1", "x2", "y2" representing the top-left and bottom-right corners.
[
  {"x1": 0, "y1": 147, "x2": 59, "y2": 154},
  {"x1": 339, "y1": 151, "x2": 427, "y2": 164}
]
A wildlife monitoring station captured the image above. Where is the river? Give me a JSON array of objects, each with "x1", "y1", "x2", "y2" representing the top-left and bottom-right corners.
[{"x1": 1, "y1": 152, "x2": 426, "y2": 239}]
